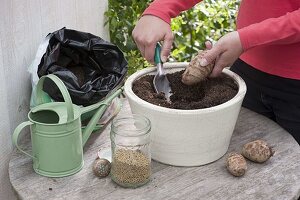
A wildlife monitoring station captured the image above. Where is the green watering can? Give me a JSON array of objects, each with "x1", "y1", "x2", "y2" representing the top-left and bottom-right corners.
[{"x1": 12, "y1": 74, "x2": 123, "y2": 177}]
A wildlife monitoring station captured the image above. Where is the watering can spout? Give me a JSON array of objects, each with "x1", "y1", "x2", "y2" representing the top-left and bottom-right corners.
[{"x1": 81, "y1": 88, "x2": 123, "y2": 146}]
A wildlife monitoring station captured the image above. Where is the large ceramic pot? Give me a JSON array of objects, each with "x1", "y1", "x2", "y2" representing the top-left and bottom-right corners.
[{"x1": 124, "y1": 62, "x2": 247, "y2": 166}]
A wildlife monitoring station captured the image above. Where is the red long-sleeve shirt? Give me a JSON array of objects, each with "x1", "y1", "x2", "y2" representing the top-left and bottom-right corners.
[{"x1": 143, "y1": 0, "x2": 300, "y2": 80}]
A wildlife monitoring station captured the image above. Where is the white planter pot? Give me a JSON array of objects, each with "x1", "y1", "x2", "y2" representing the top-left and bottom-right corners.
[{"x1": 124, "y1": 62, "x2": 247, "y2": 166}]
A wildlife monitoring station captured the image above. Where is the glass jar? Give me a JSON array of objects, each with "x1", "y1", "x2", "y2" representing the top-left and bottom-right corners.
[{"x1": 110, "y1": 114, "x2": 151, "y2": 188}]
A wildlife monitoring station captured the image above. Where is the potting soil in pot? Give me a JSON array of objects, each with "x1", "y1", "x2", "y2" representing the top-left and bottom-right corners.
[{"x1": 132, "y1": 70, "x2": 238, "y2": 110}]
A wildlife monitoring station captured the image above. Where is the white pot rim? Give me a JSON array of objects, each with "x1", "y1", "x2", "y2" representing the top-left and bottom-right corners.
[{"x1": 124, "y1": 62, "x2": 247, "y2": 114}]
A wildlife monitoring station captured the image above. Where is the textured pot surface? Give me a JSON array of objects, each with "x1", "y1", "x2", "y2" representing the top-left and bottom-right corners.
[{"x1": 124, "y1": 62, "x2": 247, "y2": 166}]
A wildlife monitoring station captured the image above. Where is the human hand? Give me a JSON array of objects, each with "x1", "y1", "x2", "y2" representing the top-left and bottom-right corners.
[
  {"x1": 132, "y1": 15, "x2": 174, "y2": 64},
  {"x1": 200, "y1": 31, "x2": 243, "y2": 77}
]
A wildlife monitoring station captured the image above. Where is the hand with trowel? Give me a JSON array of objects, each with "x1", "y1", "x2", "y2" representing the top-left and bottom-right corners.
[{"x1": 132, "y1": 18, "x2": 242, "y2": 86}]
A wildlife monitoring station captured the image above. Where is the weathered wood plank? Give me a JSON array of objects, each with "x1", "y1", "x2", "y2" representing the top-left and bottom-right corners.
[{"x1": 9, "y1": 98, "x2": 300, "y2": 200}]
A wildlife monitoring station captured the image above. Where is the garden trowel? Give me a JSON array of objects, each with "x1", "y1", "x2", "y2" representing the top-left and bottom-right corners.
[{"x1": 153, "y1": 43, "x2": 172, "y2": 102}]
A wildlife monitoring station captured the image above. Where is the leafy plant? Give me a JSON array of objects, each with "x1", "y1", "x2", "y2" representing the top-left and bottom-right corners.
[
  {"x1": 171, "y1": 0, "x2": 240, "y2": 62},
  {"x1": 105, "y1": 0, "x2": 152, "y2": 74},
  {"x1": 105, "y1": 0, "x2": 240, "y2": 75}
]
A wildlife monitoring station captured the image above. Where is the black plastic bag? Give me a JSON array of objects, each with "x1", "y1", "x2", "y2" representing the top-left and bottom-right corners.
[{"x1": 37, "y1": 28, "x2": 128, "y2": 106}]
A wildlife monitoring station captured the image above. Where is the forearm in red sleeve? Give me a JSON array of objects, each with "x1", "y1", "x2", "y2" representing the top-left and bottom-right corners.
[
  {"x1": 238, "y1": 8, "x2": 300, "y2": 51},
  {"x1": 143, "y1": 0, "x2": 202, "y2": 24}
]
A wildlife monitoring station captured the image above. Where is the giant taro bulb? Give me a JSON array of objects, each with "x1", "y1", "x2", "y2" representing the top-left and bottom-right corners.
[{"x1": 181, "y1": 50, "x2": 215, "y2": 85}]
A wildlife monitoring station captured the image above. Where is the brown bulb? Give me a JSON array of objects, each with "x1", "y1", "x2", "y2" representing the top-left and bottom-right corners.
[{"x1": 93, "y1": 158, "x2": 111, "y2": 178}]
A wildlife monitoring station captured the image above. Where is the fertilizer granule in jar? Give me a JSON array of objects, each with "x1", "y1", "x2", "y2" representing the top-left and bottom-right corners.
[{"x1": 111, "y1": 149, "x2": 151, "y2": 188}]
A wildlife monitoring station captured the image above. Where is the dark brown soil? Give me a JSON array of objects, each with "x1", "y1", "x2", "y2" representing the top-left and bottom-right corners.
[{"x1": 132, "y1": 70, "x2": 238, "y2": 110}]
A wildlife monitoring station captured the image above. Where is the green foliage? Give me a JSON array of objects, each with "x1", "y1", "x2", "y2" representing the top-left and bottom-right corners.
[
  {"x1": 105, "y1": 0, "x2": 152, "y2": 74},
  {"x1": 105, "y1": 0, "x2": 240, "y2": 74},
  {"x1": 171, "y1": 0, "x2": 240, "y2": 62}
]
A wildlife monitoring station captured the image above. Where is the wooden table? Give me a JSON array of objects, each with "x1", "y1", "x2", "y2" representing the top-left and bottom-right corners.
[{"x1": 9, "y1": 98, "x2": 300, "y2": 200}]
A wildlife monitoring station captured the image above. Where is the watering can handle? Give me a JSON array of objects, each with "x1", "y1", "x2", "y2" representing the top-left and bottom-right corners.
[
  {"x1": 12, "y1": 121, "x2": 36, "y2": 160},
  {"x1": 35, "y1": 74, "x2": 74, "y2": 121}
]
